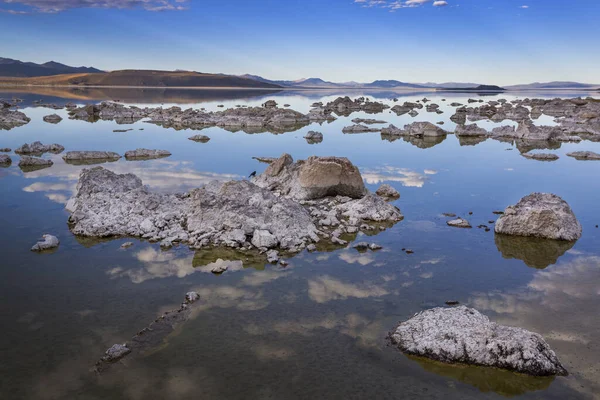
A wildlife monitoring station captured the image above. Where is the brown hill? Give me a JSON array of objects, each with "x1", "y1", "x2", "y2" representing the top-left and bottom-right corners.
[{"x1": 0, "y1": 70, "x2": 283, "y2": 89}]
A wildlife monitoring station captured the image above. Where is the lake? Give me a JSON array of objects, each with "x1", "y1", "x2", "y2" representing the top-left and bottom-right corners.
[{"x1": 1, "y1": 87, "x2": 599, "y2": 400}]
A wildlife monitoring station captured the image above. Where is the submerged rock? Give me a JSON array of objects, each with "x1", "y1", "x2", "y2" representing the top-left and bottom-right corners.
[
  {"x1": 495, "y1": 234, "x2": 575, "y2": 269},
  {"x1": 304, "y1": 130, "x2": 323, "y2": 143},
  {"x1": 101, "y1": 344, "x2": 131, "y2": 362},
  {"x1": 390, "y1": 306, "x2": 567, "y2": 376},
  {"x1": 15, "y1": 141, "x2": 64, "y2": 156},
  {"x1": 375, "y1": 184, "x2": 400, "y2": 200},
  {"x1": 31, "y1": 234, "x2": 60, "y2": 251},
  {"x1": 495, "y1": 193, "x2": 582, "y2": 241},
  {"x1": 188, "y1": 134, "x2": 211, "y2": 142},
  {"x1": 62, "y1": 151, "x2": 122, "y2": 165},
  {"x1": 446, "y1": 218, "x2": 471, "y2": 228},
  {"x1": 566, "y1": 151, "x2": 600, "y2": 160},
  {"x1": 521, "y1": 152, "x2": 559, "y2": 161},
  {"x1": 43, "y1": 114, "x2": 63, "y2": 124},
  {"x1": 124, "y1": 149, "x2": 171, "y2": 160}
]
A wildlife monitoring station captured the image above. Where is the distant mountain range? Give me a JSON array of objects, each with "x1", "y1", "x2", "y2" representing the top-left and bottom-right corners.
[
  {"x1": 0, "y1": 57, "x2": 103, "y2": 77},
  {"x1": 1, "y1": 57, "x2": 598, "y2": 90}
]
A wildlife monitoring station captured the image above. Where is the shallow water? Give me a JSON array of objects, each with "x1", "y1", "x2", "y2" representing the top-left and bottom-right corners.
[{"x1": 1, "y1": 88, "x2": 599, "y2": 400}]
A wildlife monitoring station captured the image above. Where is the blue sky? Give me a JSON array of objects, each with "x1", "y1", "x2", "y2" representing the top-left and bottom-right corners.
[{"x1": 1, "y1": 0, "x2": 599, "y2": 85}]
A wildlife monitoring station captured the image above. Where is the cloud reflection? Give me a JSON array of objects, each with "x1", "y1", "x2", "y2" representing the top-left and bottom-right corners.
[{"x1": 361, "y1": 166, "x2": 433, "y2": 187}]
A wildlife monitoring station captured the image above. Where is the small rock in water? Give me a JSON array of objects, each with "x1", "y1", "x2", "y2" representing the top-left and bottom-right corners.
[
  {"x1": 120, "y1": 242, "x2": 134, "y2": 249},
  {"x1": 405, "y1": 249, "x2": 414, "y2": 254},
  {"x1": 375, "y1": 184, "x2": 400, "y2": 200},
  {"x1": 0, "y1": 148, "x2": 11, "y2": 152},
  {"x1": 124, "y1": 149, "x2": 171, "y2": 160},
  {"x1": 102, "y1": 344, "x2": 131, "y2": 362},
  {"x1": 369, "y1": 243, "x2": 382, "y2": 251},
  {"x1": 353, "y1": 242, "x2": 370, "y2": 251},
  {"x1": 0, "y1": 154, "x2": 11, "y2": 166},
  {"x1": 445, "y1": 301, "x2": 460, "y2": 306},
  {"x1": 495, "y1": 193, "x2": 582, "y2": 241},
  {"x1": 306, "y1": 244, "x2": 317, "y2": 252},
  {"x1": 185, "y1": 292, "x2": 200, "y2": 303},
  {"x1": 43, "y1": 114, "x2": 63, "y2": 124},
  {"x1": 188, "y1": 134, "x2": 210, "y2": 142},
  {"x1": 389, "y1": 306, "x2": 567, "y2": 376},
  {"x1": 566, "y1": 151, "x2": 600, "y2": 161},
  {"x1": 266, "y1": 250, "x2": 280, "y2": 264},
  {"x1": 446, "y1": 218, "x2": 472, "y2": 228},
  {"x1": 31, "y1": 234, "x2": 59, "y2": 251},
  {"x1": 442, "y1": 213, "x2": 456, "y2": 218},
  {"x1": 211, "y1": 264, "x2": 228, "y2": 274}
]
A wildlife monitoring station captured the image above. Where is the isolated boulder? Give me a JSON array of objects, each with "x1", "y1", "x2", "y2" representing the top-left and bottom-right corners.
[
  {"x1": 566, "y1": 151, "x2": 600, "y2": 160},
  {"x1": 124, "y1": 149, "x2": 171, "y2": 160},
  {"x1": 375, "y1": 184, "x2": 400, "y2": 199},
  {"x1": 304, "y1": 131, "x2": 323, "y2": 143},
  {"x1": 0, "y1": 154, "x2": 11, "y2": 166},
  {"x1": 495, "y1": 193, "x2": 582, "y2": 241},
  {"x1": 15, "y1": 141, "x2": 64, "y2": 155},
  {"x1": 43, "y1": 114, "x2": 63, "y2": 124},
  {"x1": 31, "y1": 234, "x2": 60, "y2": 251},
  {"x1": 390, "y1": 307, "x2": 567, "y2": 376}
]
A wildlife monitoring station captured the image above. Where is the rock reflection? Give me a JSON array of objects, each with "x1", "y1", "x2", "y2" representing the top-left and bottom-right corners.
[
  {"x1": 408, "y1": 355, "x2": 554, "y2": 397},
  {"x1": 471, "y1": 256, "x2": 600, "y2": 397},
  {"x1": 381, "y1": 133, "x2": 447, "y2": 149},
  {"x1": 494, "y1": 234, "x2": 575, "y2": 269}
]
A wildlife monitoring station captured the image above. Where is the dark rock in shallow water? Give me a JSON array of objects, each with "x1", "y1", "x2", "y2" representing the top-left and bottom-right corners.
[
  {"x1": 124, "y1": 148, "x2": 171, "y2": 160},
  {"x1": 18, "y1": 156, "x2": 53, "y2": 171},
  {"x1": 390, "y1": 306, "x2": 567, "y2": 376},
  {"x1": 566, "y1": 151, "x2": 600, "y2": 160},
  {"x1": 15, "y1": 141, "x2": 64, "y2": 156},
  {"x1": 43, "y1": 114, "x2": 62, "y2": 124},
  {"x1": 0, "y1": 154, "x2": 11, "y2": 166},
  {"x1": 521, "y1": 152, "x2": 559, "y2": 161},
  {"x1": 62, "y1": 151, "x2": 121, "y2": 165}
]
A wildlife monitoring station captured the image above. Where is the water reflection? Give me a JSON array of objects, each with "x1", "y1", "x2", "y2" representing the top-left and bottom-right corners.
[
  {"x1": 361, "y1": 166, "x2": 435, "y2": 188},
  {"x1": 494, "y1": 234, "x2": 576, "y2": 269},
  {"x1": 307, "y1": 275, "x2": 391, "y2": 303},
  {"x1": 408, "y1": 355, "x2": 554, "y2": 397},
  {"x1": 470, "y1": 256, "x2": 600, "y2": 397}
]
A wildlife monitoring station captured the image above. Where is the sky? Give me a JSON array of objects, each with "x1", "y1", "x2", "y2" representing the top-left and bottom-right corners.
[{"x1": 1, "y1": 0, "x2": 599, "y2": 85}]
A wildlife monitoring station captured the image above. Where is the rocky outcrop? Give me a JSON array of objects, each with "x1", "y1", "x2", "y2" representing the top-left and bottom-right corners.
[
  {"x1": 324, "y1": 96, "x2": 389, "y2": 116},
  {"x1": 124, "y1": 149, "x2": 171, "y2": 160},
  {"x1": 0, "y1": 107, "x2": 30, "y2": 130},
  {"x1": 262, "y1": 100, "x2": 278, "y2": 109},
  {"x1": 68, "y1": 156, "x2": 402, "y2": 253},
  {"x1": 304, "y1": 131, "x2": 323, "y2": 143},
  {"x1": 566, "y1": 151, "x2": 600, "y2": 160},
  {"x1": 375, "y1": 184, "x2": 400, "y2": 200},
  {"x1": 342, "y1": 124, "x2": 381, "y2": 134},
  {"x1": 0, "y1": 148, "x2": 10, "y2": 152},
  {"x1": 43, "y1": 114, "x2": 63, "y2": 124},
  {"x1": 62, "y1": 151, "x2": 122, "y2": 165},
  {"x1": 15, "y1": 141, "x2": 65, "y2": 156},
  {"x1": 390, "y1": 306, "x2": 567, "y2": 376},
  {"x1": 495, "y1": 193, "x2": 582, "y2": 241},
  {"x1": 18, "y1": 156, "x2": 53, "y2": 171},
  {"x1": 0, "y1": 154, "x2": 10, "y2": 166},
  {"x1": 521, "y1": 152, "x2": 559, "y2": 161},
  {"x1": 252, "y1": 154, "x2": 366, "y2": 200},
  {"x1": 454, "y1": 123, "x2": 488, "y2": 137},
  {"x1": 31, "y1": 234, "x2": 60, "y2": 251},
  {"x1": 381, "y1": 122, "x2": 447, "y2": 137}
]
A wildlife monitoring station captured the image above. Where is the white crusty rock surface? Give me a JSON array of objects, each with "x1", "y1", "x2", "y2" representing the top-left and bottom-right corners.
[
  {"x1": 252, "y1": 154, "x2": 366, "y2": 200},
  {"x1": 31, "y1": 234, "x2": 60, "y2": 251},
  {"x1": 495, "y1": 193, "x2": 582, "y2": 241},
  {"x1": 124, "y1": 149, "x2": 171, "y2": 160},
  {"x1": 390, "y1": 306, "x2": 567, "y2": 376},
  {"x1": 67, "y1": 157, "x2": 402, "y2": 252}
]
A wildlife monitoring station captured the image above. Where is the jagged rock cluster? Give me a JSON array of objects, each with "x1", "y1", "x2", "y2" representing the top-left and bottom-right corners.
[
  {"x1": 0, "y1": 103, "x2": 31, "y2": 130},
  {"x1": 15, "y1": 141, "x2": 65, "y2": 156},
  {"x1": 66, "y1": 155, "x2": 402, "y2": 252},
  {"x1": 390, "y1": 306, "x2": 568, "y2": 376}
]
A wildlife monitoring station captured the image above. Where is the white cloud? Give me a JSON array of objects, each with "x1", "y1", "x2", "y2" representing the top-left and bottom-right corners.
[
  {"x1": 433, "y1": 1, "x2": 448, "y2": 6},
  {"x1": 355, "y1": 0, "x2": 449, "y2": 10},
  {"x1": 520, "y1": 5, "x2": 529, "y2": 9},
  {"x1": 0, "y1": 0, "x2": 189, "y2": 13}
]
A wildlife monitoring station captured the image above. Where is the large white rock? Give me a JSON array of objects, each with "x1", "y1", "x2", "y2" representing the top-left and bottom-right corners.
[
  {"x1": 31, "y1": 234, "x2": 60, "y2": 251},
  {"x1": 495, "y1": 193, "x2": 582, "y2": 241},
  {"x1": 390, "y1": 306, "x2": 567, "y2": 376}
]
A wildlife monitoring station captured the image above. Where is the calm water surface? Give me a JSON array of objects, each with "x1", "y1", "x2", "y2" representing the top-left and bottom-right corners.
[{"x1": 1, "y1": 88, "x2": 599, "y2": 399}]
